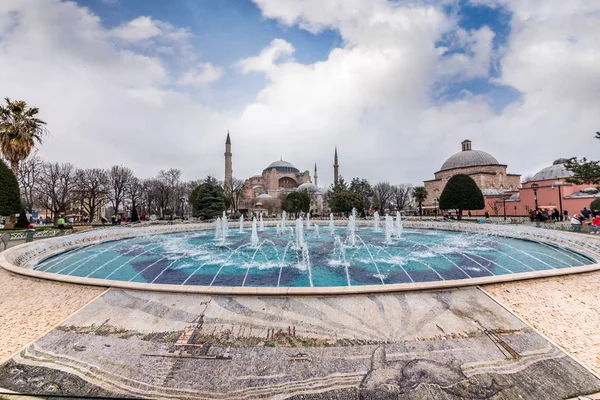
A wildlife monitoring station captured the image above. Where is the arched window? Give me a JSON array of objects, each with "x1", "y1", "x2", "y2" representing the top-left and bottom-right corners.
[{"x1": 278, "y1": 177, "x2": 298, "y2": 189}]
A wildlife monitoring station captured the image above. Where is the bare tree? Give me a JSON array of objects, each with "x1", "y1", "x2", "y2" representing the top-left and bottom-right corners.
[
  {"x1": 372, "y1": 182, "x2": 395, "y2": 213},
  {"x1": 155, "y1": 169, "x2": 182, "y2": 218},
  {"x1": 18, "y1": 153, "x2": 43, "y2": 212},
  {"x1": 38, "y1": 162, "x2": 76, "y2": 218},
  {"x1": 393, "y1": 183, "x2": 413, "y2": 211},
  {"x1": 225, "y1": 177, "x2": 245, "y2": 212},
  {"x1": 126, "y1": 177, "x2": 146, "y2": 220},
  {"x1": 74, "y1": 168, "x2": 108, "y2": 222},
  {"x1": 107, "y1": 165, "x2": 134, "y2": 214}
]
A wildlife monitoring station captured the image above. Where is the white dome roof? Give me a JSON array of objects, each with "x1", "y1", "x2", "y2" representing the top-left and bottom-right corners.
[
  {"x1": 440, "y1": 150, "x2": 500, "y2": 171},
  {"x1": 263, "y1": 160, "x2": 299, "y2": 173},
  {"x1": 532, "y1": 158, "x2": 573, "y2": 181},
  {"x1": 256, "y1": 193, "x2": 272, "y2": 199},
  {"x1": 297, "y1": 182, "x2": 319, "y2": 192}
]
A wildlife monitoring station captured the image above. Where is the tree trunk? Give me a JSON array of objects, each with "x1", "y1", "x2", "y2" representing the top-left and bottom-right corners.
[
  {"x1": 418, "y1": 203, "x2": 422, "y2": 219},
  {"x1": 10, "y1": 160, "x2": 18, "y2": 176}
]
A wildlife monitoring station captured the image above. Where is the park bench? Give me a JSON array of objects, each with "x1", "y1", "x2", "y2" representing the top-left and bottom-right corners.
[{"x1": 509, "y1": 217, "x2": 523, "y2": 224}]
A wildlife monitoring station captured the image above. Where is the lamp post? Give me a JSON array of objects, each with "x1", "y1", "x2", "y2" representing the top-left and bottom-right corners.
[
  {"x1": 530, "y1": 182, "x2": 539, "y2": 211},
  {"x1": 503, "y1": 197, "x2": 507, "y2": 221},
  {"x1": 553, "y1": 181, "x2": 564, "y2": 221}
]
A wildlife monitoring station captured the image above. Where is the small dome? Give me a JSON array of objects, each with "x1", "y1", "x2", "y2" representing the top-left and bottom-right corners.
[
  {"x1": 255, "y1": 201, "x2": 263, "y2": 206},
  {"x1": 256, "y1": 193, "x2": 272, "y2": 199},
  {"x1": 297, "y1": 182, "x2": 319, "y2": 192},
  {"x1": 532, "y1": 159, "x2": 573, "y2": 181},
  {"x1": 263, "y1": 160, "x2": 299, "y2": 174},
  {"x1": 440, "y1": 150, "x2": 500, "y2": 171}
]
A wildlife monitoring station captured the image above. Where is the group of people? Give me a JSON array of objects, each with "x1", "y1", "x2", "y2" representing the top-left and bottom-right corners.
[{"x1": 570, "y1": 207, "x2": 600, "y2": 233}]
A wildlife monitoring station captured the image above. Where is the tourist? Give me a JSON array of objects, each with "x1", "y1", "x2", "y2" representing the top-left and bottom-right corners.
[
  {"x1": 484, "y1": 211, "x2": 489, "y2": 219},
  {"x1": 571, "y1": 214, "x2": 582, "y2": 232},
  {"x1": 57, "y1": 215, "x2": 66, "y2": 230},
  {"x1": 590, "y1": 215, "x2": 600, "y2": 234},
  {"x1": 552, "y1": 209, "x2": 559, "y2": 221},
  {"x1": 582, "y1": 207, "x2": 592, "y2": 220},
  {"x1": 468, "y1": 211, "x2": 472, "y2": 217}
]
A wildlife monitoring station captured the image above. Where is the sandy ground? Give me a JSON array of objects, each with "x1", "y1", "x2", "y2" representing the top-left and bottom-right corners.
[{"x1": 0, "y1": 267, "x2": 105, "y2": 363}]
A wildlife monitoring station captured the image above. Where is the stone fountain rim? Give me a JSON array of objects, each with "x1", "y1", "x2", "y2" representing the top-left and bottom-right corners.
[{"x1": 1, "y1": 220, "x2": 599, "y2": 296}]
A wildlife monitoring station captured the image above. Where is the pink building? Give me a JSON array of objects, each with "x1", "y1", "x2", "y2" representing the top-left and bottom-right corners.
[{"x1": 504, "y1": 159, "x2": 599, "y2": 218}]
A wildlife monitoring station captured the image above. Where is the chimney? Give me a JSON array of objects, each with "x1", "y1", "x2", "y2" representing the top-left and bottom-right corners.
[{"x1": 461, "y1": 140, "x2": 472, "y2": 151}]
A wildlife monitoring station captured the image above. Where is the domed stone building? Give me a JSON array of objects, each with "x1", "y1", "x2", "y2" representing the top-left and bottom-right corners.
[
  {"x1": 224, "y1": 134, "x2": 328, "y2": 215},
  {"x1": 423, "y1": 140, "x2": 521, "y2": 211}
]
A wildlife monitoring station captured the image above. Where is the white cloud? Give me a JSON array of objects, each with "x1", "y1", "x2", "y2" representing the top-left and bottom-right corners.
[
  {"x1": 177, "y1": 62, "x2": 224, "y2": 87},
  {"x1": 0, "y1": 0, "x2": 598, "y2": 188}
]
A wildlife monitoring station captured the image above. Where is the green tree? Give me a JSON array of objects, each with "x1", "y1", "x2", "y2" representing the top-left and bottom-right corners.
[
  {"x1": 438, "y1": 174, "x2": 484, "y2": 219},
  {"x1": 15, "y1": 208, "x2": 29, "y2": 228},
  {"x1": 591, "y1": 198, "x2": 600, "y2": 211},
  {"x1": 193, "y1": 176, "x2": 226, "y2": 219},
  {"x1": 329, "y1": 191, "x2": 365, "y2": 216},
  {"x1": 564, "y1": 132, "x2": 600, "y2": 185},
  {"x1": 0, "y1": 98, "x2": 47, "y2": 175},
  {"x1": 281, "y1": 191, "x2": 310, "y2": 217},
  {"x1": 0, "y1": 159, "x2": 21, "y2": 217},
  {"x1": 411, "y1": 186, "x2": 428, "y2": 218},
  {"x1": 349, "y1": 177, "x2": 372, "y2": 213},
  {"x1": 131, "y1": 206, "x2": 140, "y2": 222}
]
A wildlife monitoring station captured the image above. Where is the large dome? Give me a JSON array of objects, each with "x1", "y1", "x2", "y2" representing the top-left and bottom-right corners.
[
  {"x1": 263, "y1": 160, "x2": 299, "y2": 174},
  {"x1": 531, "y1": 158, "x2": 573, "y2": 181},
  {"x1": 439, "y1": 140, "x2": 500, "y2": 171},
  {"x1": 440, "y1": 150, "x2": 500, "y2": 171}
]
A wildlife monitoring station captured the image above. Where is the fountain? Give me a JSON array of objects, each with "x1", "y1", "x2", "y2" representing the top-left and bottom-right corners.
[
  {"x1": 384, "y1": 214, "x2": 393, "y2": 244},
  {"x1": 259, "y1": 214, "x2": 265, "y2": 232},
  {"x1": 347, "y1": 209, "x2": 357, "y2": 247},
  {"x1": 28, "y1": 206, "x2": 600, "y2": 291},
  {"x1": 250, "y1": 217, "x2": 259, "y2": 248},
  {"x1": 239, "y1": 215, "x2": 244, "y2": 233},
  {"x1": 373, "y1": 211, "x2": 380, "y2": 232},
  {"x1": 329, "y1": 213, "x2": 335, "y2": 236},
  {"x1": 306, "y1": 213, "x2": 311, "y2": 230},
  {"x1": 395, "y1": 211, "x2": 403, "y2": 238},
  {"x1": 295, "y1": 218, "x2": 305, "y2": 249},
  {"x1": 281, "y1": 211, "x2": 287, "y2": 228},
  {"x1": 215, "y1": 217, "x2": 222, "y2": 239}
]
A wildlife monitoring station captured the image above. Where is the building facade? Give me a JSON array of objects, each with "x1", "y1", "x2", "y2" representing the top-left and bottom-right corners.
[{"x1": 423, "y1": 140, "x2": 520, "y2": 214}]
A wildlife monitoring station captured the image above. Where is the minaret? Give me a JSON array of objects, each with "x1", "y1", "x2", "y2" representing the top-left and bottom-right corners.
[
  {"x1": 224, "y1": 131, "x2": 232, "y2": 191},
  {"x1": 314, "y1": 163, "x2": 318, "y2": 187},
  {"x1": 333, "y1": 146, "x2": 339, "y2": 185}
]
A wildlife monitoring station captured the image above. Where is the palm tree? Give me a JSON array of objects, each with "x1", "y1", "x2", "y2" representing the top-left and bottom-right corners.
[
  {"x1": 0, "y1": 98, "x2": 47, "y2": 175},
  {"x1": 412, "y1": 186, "x2": 428, "y2": 218}
]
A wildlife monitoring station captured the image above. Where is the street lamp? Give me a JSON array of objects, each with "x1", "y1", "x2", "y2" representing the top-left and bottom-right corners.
[
  {"x1": 553, "y1": 181, "x2": 564, "y2": 221},
  {"x1": 503, "y1": 196, "x2": 507, "y2": 221},
  {"x1": 530, "y1": 182, "x2": 539, "y2": 211}
]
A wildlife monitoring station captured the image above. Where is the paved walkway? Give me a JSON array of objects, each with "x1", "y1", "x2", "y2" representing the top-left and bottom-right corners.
[
  {"x1": 485, "y1": 270, "x2": 600, "y2": 376},
  {"x1": 0, "y1": 267, "x2": 105, "y2": 363}
]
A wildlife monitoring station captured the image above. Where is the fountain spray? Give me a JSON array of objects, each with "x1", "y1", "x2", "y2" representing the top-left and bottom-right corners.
[
  {"x1": 384, "y1": 214, "x2": 393, "y2": 244},
  {"x1": 373, "y1": 211, "x2": 380, "y2": 232},
  {"x1": 239, "y1": 215, "x2": 244, "y2": 233},
  {"x1": 259, "y1": 214, "x2": 265, "y2": 232},
  {"x1": 395, "y1": 211, "x2": 403, "y2": 238},
  {"x1": 251, "y1": 217, "x2": 259, "y2": 248},
  {"x1": 215, "y1": 217, "x2": 222, "y2": 239},
  {"x1": 306, "y1": 212, "x2": 311, "y2": 230},
  {"x1": 295, "y1": 217, "x2": 305, "y2": 249},
  {"x1": 329, "y1": 213, "x2": 335, "y2": 236}
]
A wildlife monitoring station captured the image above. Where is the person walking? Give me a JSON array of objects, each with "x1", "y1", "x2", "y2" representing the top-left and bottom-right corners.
[
  {"x1": 582, "y1": 207, "x2": 592, "y2": 220},
  {"x1": 57, "y1": 216, "x2": 66, "y2": 230}
]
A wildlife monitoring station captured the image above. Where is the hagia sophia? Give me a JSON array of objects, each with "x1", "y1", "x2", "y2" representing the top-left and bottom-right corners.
[
  {"x1": 224, "y1": 132, "x2": 331, "y2": 215},
  {"x1": 224, "y1": 132, "x2": 599, "y2": 217}
]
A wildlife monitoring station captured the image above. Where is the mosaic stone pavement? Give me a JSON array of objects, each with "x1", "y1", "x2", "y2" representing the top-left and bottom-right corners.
[{"x1": 0, "y1": 287, "x2": 599, "y2": 399}]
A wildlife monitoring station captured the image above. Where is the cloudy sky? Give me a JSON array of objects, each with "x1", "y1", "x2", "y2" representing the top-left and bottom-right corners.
[{"x1": 0, "y1": 0, "x2": 599, "y2": 187}]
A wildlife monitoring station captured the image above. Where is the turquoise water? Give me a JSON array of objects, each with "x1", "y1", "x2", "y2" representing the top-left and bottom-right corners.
[{"x1": 34, "y1": 227, "x2": 594, "y2": 287}]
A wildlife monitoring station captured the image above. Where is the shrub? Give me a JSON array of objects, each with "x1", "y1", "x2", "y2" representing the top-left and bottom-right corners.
[
  {"x1": 439, "y1": 174, "x2": 485, "y2": 219},
  {"x1": 0, "y1": 159, "x2": 21, "y2": 216}
]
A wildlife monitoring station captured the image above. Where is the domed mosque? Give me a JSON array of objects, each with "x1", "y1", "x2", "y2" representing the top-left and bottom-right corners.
[
  {"x1": 423, "y1": 140, "x2": 521, "y2": 210},
  {"x1": 224, "y1": 133, "x2": 328, "y2": 215}
]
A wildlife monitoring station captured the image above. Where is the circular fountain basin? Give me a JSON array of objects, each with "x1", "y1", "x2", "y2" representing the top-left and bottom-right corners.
[{"x1": 2, "y1": 222, "x2": 598, "y2": 294}]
